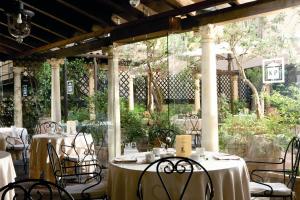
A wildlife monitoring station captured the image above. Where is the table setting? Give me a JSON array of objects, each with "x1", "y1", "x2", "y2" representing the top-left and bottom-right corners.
[{"x1": 108, "y1": 134, "x2": 251, "y2": 200}]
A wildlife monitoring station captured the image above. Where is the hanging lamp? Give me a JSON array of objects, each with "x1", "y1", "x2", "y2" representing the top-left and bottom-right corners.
[{"x1": 6, "y1": 0, "x2": 34, "y2": 43}]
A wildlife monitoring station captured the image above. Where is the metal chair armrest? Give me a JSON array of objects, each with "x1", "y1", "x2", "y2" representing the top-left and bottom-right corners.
[{"x1": 246, "y1": 158, "x2": 284, "y2": 165}]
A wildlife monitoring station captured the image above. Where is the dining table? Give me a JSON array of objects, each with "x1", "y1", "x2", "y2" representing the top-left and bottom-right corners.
[
  {"x1": 0, "y1": 151, "x2": 16, "y2": 200},
  {"x1": 107, "y1": 151, "x2": 251, "y2": 200},
  {"x1": 29, "y1": 133, "x2": 94, "y2": 182}
]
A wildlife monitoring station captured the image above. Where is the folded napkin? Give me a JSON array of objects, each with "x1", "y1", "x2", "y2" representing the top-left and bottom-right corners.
[
  {"x1": 213, "y1": 153, "x2": 240, "y2": 160},
  {"x1": 114, "y1": 155, "x2": 137, "y2": 163}
]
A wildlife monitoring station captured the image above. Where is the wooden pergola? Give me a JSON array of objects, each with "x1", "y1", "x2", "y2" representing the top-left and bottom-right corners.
[
  {"x1": 0, "y1": 0, "x2": 299, "y2": 159},
  {"x1": 0, "y1": 0, "x2": 299, "y2": 60}
]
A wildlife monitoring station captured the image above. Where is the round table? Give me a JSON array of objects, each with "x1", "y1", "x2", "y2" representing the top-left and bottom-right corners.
[
  {"x1": 0, "y1": 151, "x2": 16, "y2": 200},
  {"x1": 107, "y1": 152, "x2": 251, "y2": 200},
  {"x1": 29, "y1": 133, "x2": 94, "y2": 182}
]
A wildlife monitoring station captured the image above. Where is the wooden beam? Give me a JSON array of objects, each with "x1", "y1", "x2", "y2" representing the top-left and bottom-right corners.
[
  {"x1": 32, "y1": 22, "x2": 68, "y2": 39},
  {"x1": 0, "y1": 44, "x2": 19, "y2": 55},
  {"x1": 56, "y1": 0, "x2": 109, "y2": 27},
  {"x1": 0, "y1": 34, "x2": 33, "y2": 50},
  {"x1": 38, "y1": 38, "x2": 111, "y2": 58},
  {"x1": 19, "y1": 28, "x2": 112, "y2": 56},
  {"x1": 21, "y1": 0, "x2": 300, "y2": 58},
  {"x1": 20, "y1": 0, "x2": 229, "y2": 56},
  {"x1": 95, "y1": 0, "x2": 145, "y2": 20},
  {"x1": 23, "y1": 2, "x2": 87, "y2": 33},
  {"x1": 182, "y1": 0, "x2": 300, "y2": 29}
]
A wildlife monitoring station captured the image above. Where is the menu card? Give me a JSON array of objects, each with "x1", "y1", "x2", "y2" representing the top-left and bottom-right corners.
[
  {"x1": 175, "y1": 135, "x2": 192, "y2": 157},
  {"x1": 66, "y1": 121, "x2": 77, "y2": 134}
]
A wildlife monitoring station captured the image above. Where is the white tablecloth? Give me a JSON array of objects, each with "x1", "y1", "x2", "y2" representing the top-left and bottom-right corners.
[
  {"x1": 0, "y1": 127, "x2": 28, "y2": 150},
  {"x1": 0, "y1": 151, "x2": 16, "y2": 200},
  {"x1": 108, "y1": 152, "x2": 251, "y2": 200},
  {"x1": 29, "y1": 133, "x2": 94, "y2": 182}
]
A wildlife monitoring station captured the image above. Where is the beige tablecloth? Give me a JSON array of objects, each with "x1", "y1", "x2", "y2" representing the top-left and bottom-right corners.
[
  {"x1": 29, "y1": 133, "x2": 94, "y2": 182},
  {"x1": 107, "y1": 153, "x2": 250, "y2": 200},
  {"x1": 0, "y1": 151, "x2": 16, "y2": 200}
]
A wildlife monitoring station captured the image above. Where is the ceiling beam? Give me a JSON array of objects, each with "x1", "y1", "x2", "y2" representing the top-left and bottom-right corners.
[
  {"x1": 19, "y1": 28, "x2": 112, "y2": 56},
  {"x1": 20, "y1": 0, "x2": 300, "y2": 59},
  {"x1": 0, "y1": 44, "x2": 19, "y2": 55},
  {"x1": 0, "y1": 33, "x2": 34, "y2": 49},
  {"x1": 95, "y1": 0, "x2": 145, "y2": 20},
  {"x1": 19, "y1": 0, "x2": 230, "y2": 56},
  {"x1": 31, "y1": 22, "x2": 68, "y2": 39},
  {"x1": 55, "y1": 0, "x2": 109, "y2": 27},
  {"x1": 41, "y1": 38, "x2": 111, "y2": 58},
  {"x1": 182, "y1": 0, "x2": 300, "y2": 29},
  {"x1": 23, "y1": 2, "x2": 87, "y2": 33}
]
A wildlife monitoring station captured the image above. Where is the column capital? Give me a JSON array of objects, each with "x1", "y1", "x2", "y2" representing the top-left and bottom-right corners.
[
  {"x1": 103, "y1": 44, "x2": 119, "y2": 59},
  {"x1": 200, "y1": 24, "x2": 216, "y2": 40},
  {"x1": 13, "y1": 67, "x2": 23, "y2": 74},
  {"x1": 232, "y1": 74, "x2": 239, "y2": 81},
  {"x1": 48, "y1": 58, "x2": 64, "y2": 68}
]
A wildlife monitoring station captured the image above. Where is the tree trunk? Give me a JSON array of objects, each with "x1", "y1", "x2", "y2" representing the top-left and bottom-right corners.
[{"x1": 232, "y1": 53, "x2": 263, "y2": 119}]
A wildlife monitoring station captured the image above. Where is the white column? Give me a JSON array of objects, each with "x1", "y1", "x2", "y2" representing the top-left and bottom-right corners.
[
  {"x1": 194, "y1": 73, "x2": 201, "y2": 113},
  {"x1": 201, "y1": 25, "x2": 219, "y2": 151},
  {"x1": 89, "y1": 64, "x2": 96, "y2": 120},
  {"x1": 232, "y1": 74, "x2": 239, "y2": 101},
  {"x1": 49, "y1": 59, "x2": 64, "y2": 123},
  {"x1": 107, "y1": 45, "x2": 121, "y2": 160},
  {"x1": 13, "y1": 66, "x2": 23, "y2": 127},
  {"x1": 128, "y1": 74, "x2": 134, "y2": 111}
]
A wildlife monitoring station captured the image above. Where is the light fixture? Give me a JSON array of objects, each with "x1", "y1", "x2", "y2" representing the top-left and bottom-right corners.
[
  {"x1": 129, "y1": 0, "x2": 140, "y2": 7},
  {"x1": 6, "y1": 1, "x2": 34, "y2": 43}
]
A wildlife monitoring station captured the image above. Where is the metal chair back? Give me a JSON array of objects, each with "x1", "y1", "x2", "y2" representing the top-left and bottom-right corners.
[
  {"x1": 35, "y1": 121, "x2": 62, "y2": 134},
  {"x1": 47, "y1": 143, "x2": 64, "y2": 185},
  {"x1": 283, "y1": 137, "x2": 300, "y2": 190},
  {"x1": 137, "y1": 156, "x2": 214, "y2": 200},
  {"x1": 0, "y1": 178, "x2": 74, "y2": 200}
]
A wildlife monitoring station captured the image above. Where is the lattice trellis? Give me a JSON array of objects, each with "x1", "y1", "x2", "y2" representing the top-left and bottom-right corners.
[
  {"x1": 239, "y1": 79, "x2": 251, "y2": 103},
  {"x1": 154, "y1": 72, "x2": 195, "y2": 103},
  {"x1": 78, "y1": 74, "x2": 89, "y2": 96},
  {"x1": 134, "y1": 76, "x2": 147, "y2": 104},
  {"x1": 217, "y1": 74, "x2": 232, "y2": 99},
  {"x1": 119, "y1": 71, "x2": 129, "y2": 98}
]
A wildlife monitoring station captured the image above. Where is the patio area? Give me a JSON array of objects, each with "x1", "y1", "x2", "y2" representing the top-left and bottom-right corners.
[{"x1": 0, "y1": 0, "x2": 300, "y2": 199}]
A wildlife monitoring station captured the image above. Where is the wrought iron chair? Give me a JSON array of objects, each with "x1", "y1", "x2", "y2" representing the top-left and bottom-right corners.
[
  {"x1": 137, "y1": 156, "x2": 214, "y2": 200},
  {"x1": 6, "y1": 128, "x2": 30, "y2": 174},
  {"x1": 152, "y1": 128, "x2": 178, "y2": 149},
  {"x1": 35, "y1": 121, "x2": 63, "y2": 134},
  {"x1": 47, "y1": 143, "x2": 107, "y2": 200},
  {"x1": 0, "y1": 178, "x2": 74, "y2": 199},
  {"x1": 247, "y1": 136, "x2": 300, "y2": 199},
  {"x1": 61, "y1": 130, "x2": 97, "y2": 175},
  {"x1": 184, "y1": 114, "x2": 202, "y2": 147}
]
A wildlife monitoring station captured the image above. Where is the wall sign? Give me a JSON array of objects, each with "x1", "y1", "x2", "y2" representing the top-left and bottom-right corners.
[
  {"x1": 67, "y1": 80, "x2": 74, "y2": 95},
  {"x1": 262, "y1": 58, "x2": 285, "y2": 84},
  {"x1": 22, "y1": 85, "x2": 28, "y2": 97}
]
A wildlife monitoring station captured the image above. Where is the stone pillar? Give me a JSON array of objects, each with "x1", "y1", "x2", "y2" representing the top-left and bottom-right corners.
[
  {"x1": 88, "y1": 64, "x2": 96, "y2": 120},
  {"x1": 107, "y1": 45, "x2": 121, "y2": 160},
  {"x1": 13, "y1": 66, "x2": 23, "y2": 127},
  {"x1": 128, "y1": 74, "x2": 134, "y2": 111},
  {"x1": 194, "y1": 73, "x2": 201, "y2": 113},
  {"x1": 49, "y1": 58, "x2": 64, "y2": 123},
  {"x1": 232, "y1": 74, "x2": 239, "y2": 101},
  {"x1": 201, "y1": 25, "x2": 219, "y2": 151}
]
